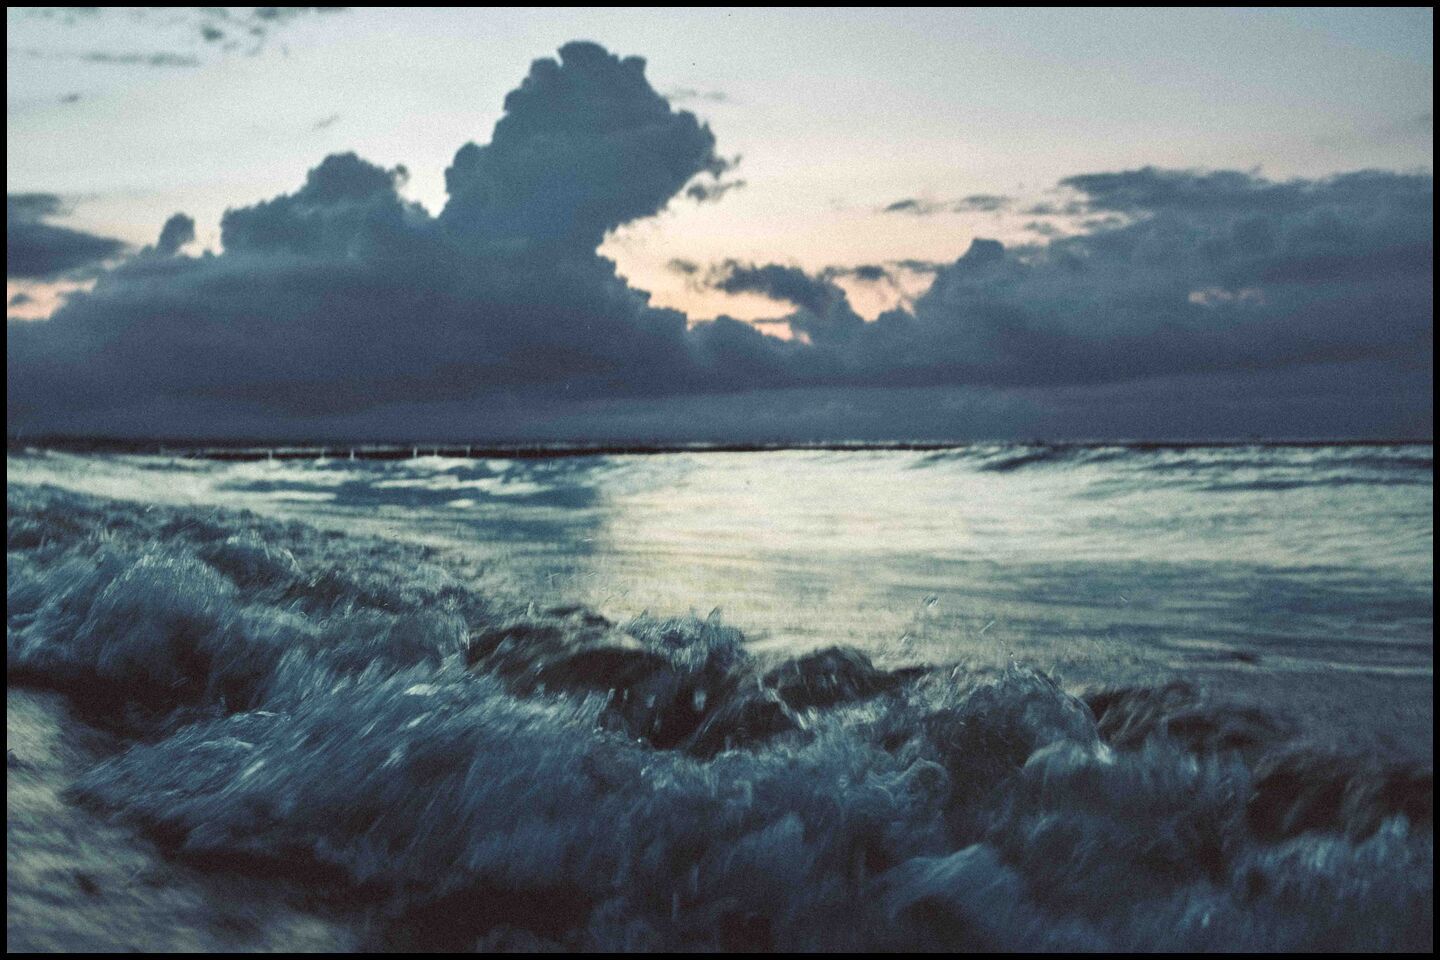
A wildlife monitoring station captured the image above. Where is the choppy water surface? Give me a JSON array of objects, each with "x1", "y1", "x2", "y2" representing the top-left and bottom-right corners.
[
  {"x1": 11, "y1": 445, "x2": 1432, "y2": 687},
  {"x1": 6, "y1": 444, "x2": 1433, "y2": 950}
]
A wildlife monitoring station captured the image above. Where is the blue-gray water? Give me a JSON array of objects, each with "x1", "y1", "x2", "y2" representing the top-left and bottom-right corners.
[{"x1": 6, "y1": 444, "x2": 1433, "y2": 950}]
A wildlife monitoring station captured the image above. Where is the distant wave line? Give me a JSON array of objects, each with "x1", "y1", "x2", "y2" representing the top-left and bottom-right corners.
[{"x1": 7, "y1": 435, "x2": 1433, "y2": 462}]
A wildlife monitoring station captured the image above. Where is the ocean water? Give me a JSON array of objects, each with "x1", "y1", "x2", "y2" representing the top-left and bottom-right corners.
[{"x1": 6, "y1": 444, "x2": 1433, "y2": 950}]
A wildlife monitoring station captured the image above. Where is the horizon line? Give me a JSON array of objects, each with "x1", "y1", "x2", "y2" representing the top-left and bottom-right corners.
[{"x1": 7, "y1": 434, "x2": 1433, "y2": 462}]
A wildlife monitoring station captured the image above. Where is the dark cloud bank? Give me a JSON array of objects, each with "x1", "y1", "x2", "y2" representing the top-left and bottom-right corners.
[
  {"x1": 7, "y1": 194, "x2": 128, "y2": 279},
  {"x1": 7, "y1": 42, "x2": 1433, "y2": 442}
]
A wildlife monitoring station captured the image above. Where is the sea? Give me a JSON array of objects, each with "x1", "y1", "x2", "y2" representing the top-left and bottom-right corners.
[{"x1": 6, "y1": 442, "x2": 1433, "y2": 950}]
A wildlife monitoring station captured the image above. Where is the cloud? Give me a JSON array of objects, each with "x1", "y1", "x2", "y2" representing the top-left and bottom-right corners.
[
  {"x1": 1022, "y1": 199, "x2": 1088, "y2": 217},
  {"x1": 1061, "y1": 166, "x2": 1309, "y2": 214},
  {"x1": 684, "y1": 167, "x2": 1431, "y2": 408},
  {"x1": 155, "y1": 214, "x2": 196, "y2": 256},
  {"x1": 11, "y1": 7, "x2": 348, "y2": 65},
  {"x1": 214, "y1": 153, "x2": 419, "y2": 257},
  {"x1": 9, "y1": 43, "x2": 782, "y2": 426},
  {"x1": 882, "y1": 198, "x2": 942, "y2": 215},
  {"x1": 873, "y1": 170, "x2": 1433, "y2": 393},
  {"x1": 253, "y1": 8, "x2": 349, "y2": 24},
  {"x1": 891, "y1": 259, "x2": 946, "y2": 274},
  {"x1": 6, "y1": 42, "x2": 1433, "y2": 441},
  {"x1": 194, "y1": 7, "x2": 347, "y2": 56},
  {"x1": 706, "y1": 261, "x2": 838, "y2": 315},
  {"x1": 10, "y1": 8, "x2": 102, "y2": 27},
  {"x1": 664, "y1": 88, "x2": 730, "y2": 104},
  {"x1": 951, "y1": 194, "x2": 1011, "y2": 213},
  {"x1": 85, "y1": 50, "x2": 200, "y2": 67},
  {"x1": 825, "y1": 264, "x2": 892, "y2": 284},
  {"x1": 882, "y1": 194, "x2": 1012, "y2": 216},
  {"x1": 7, "y1": 47, "x2": 203, "y2": 68},
  {"x1": 7, "y1": 193, "x2": 128, "y2": 279},
  {"x1": 685, "y1": 178, "x2": 747, "y2": 204},
  {"x1": 441, "y1": 42, "x2": 729, "y2": 252},
  {"x1": 698, "y1": 261, "x2": 868, "y2": 346},
  {"x1": 1023, "y1": 220, "x2": 1063, "y2": 237}
]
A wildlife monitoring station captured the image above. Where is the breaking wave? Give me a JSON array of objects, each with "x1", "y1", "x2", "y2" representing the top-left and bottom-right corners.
[{"x1": 7, "y1": 483, "x2": 1433, "y2": 950}]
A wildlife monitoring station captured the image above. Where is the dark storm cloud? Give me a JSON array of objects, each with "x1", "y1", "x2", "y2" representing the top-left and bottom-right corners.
[
  {"x1": 214, "y1": 153, "x2": 419, "y2": 257},
  {"x1": 9, "y1": 43, "x2": 784, "y2": 426},
  {"x1": 873, "y1": 170, "x2": 1433, "y2": 392},
  {"x1": 684, "y1": 167, "x2": 1431, "y2": 402},
  {"x1": 1061, "y1": 166, "x2": 1312, "y2": 214},
  {"x1": 701, "y1": 262, "x2": 869, "y2": 345},
  {"x1": 154, "y1": 214, "x2": 196, "y2": 256},
  {"x1": 6, "y1": 41, "x2": 1433, "y2": 440},
  {"x1": 8, "y1": 194, "x2": 66, "y2": 221},
  {"x1": 706, "y1": 262, "x2": 836, "y2": 314},
  {"x1": 6, "y1": 193, "x2": 128, "y2": 279},
  {"x1": 687, "y1": 259, "x2": 898, "y2": 291},
  {"x1": 441, "y1": 42, "x2": 729, "y2": 252}
]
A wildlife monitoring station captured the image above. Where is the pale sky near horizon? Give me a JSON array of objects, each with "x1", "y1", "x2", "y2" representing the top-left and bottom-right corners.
[{"x1": 7, "y1": 7, "x2": 1433, "y2": 321}]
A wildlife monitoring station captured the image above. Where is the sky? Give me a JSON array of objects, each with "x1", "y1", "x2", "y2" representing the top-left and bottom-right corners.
[{"x1": 6, "y1": 7, "x2": 1434, "y2": 441}]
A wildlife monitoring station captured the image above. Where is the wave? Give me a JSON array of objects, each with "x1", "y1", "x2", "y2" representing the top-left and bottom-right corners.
[
  {"x1": 907, "y1": 441, "x2": 1434, "y2": 476},
  {"x1": 1193, "y1": 476, "x2": 1433, "y2": 493},
  {"x1": 6, "y1": 483, "x2": 1433, "y2": 951}
]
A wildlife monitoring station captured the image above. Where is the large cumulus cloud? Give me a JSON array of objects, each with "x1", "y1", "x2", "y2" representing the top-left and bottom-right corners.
[
  {"x1": 9, "y1": 42, "x2": 782, "y2": 429},
  {"x1": 6, "y1": 41, "x2": 1433, "y2": 440},
  {"x1": 442, "y1": 41, "x2": 732, "y2": 252}
]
